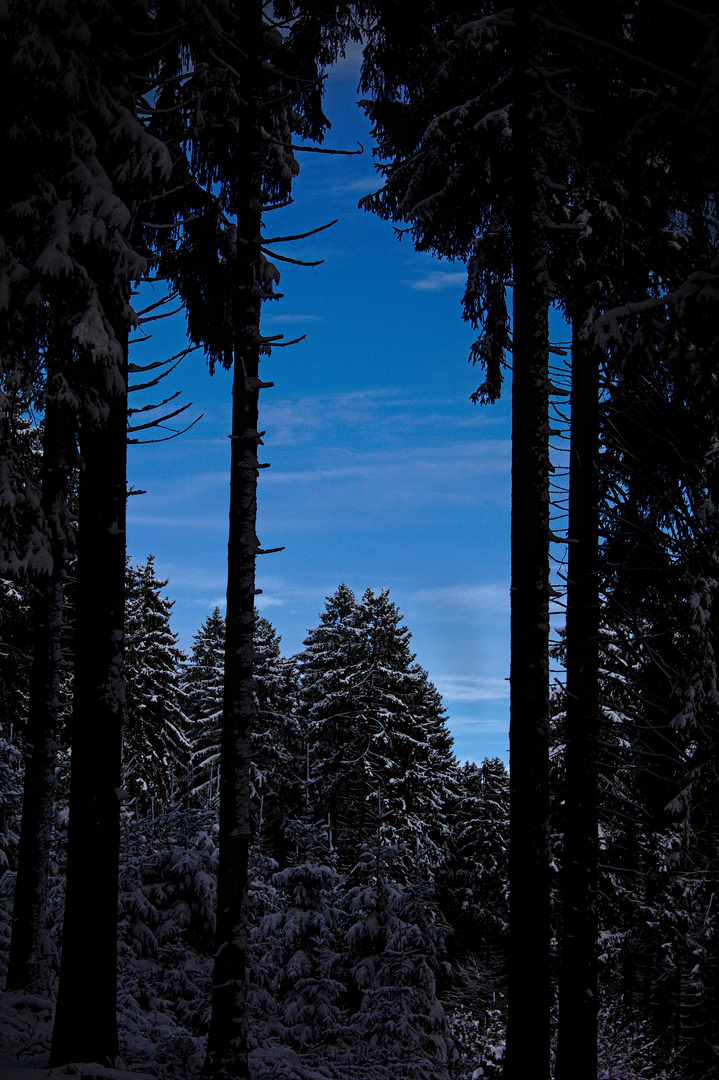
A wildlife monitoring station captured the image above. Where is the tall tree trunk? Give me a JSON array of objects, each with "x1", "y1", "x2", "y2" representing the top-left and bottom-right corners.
[
  {"x1": 6, "y1": 355, "x2": 75, "y2": 994},
  {"x1": 554, "y1": 315, "x2": 600, "y2": 1079},
  {"x1": 503, "y1": 2, "x2": 552, "y2": 1077},
  {"x1": 204, "y1": 5, "x2": 264, "y2": 1076},
  {"x1": 50, "y1": 306, "x2": 128, "y2": 1067}
]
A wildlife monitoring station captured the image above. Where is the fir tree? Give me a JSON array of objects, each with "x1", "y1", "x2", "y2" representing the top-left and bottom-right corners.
[
  {"x1": 343, "y1": 820, "x2": 453, "y2": 1080},
  {"x1": 0, "y1": 0, "x2": 174, "y2": 1058},
  {"x1": 184, "y1": 609, "x2": 300, "y2": 852},
  {"x1": 446, "y1": 758, "x2": 509, "y2": 969},
  {"x1": 252, "y1": 615, "x2": 301, "y2": 861},
  {"x1": 145, "y1": 5, "x2": 362, "y2": 1069},
  {"x1": 184, "y1": 608, "x2": 226, "y2": 809},
  {"x1": 255, "y1": 816, "x2": 348, "y2": 1078},
  {"x1": 123, "y1": 556, "x2": 188, "y2": 812},
  {"x1": 297, "y1": 585, "x2": 457, "y2": 872},
  {"x1": 296, "y1": 584, "x2": 369, "y2": 860}
]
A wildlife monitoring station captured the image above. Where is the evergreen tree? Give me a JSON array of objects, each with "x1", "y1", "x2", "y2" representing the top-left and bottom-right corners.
[
  {"x1": 0, "y1": 382, "x2": 75, "y2": 996},
  {"x1": 184, "y1": 608, "x2": 300, "y2": 854},
  {"x1": 359, "y1": 6, "x2": 719, "y2": 1075},
  {"x1": 297, "y1": 583, "x2": 368, "y2": 859},
  {"x1": 144, "y1": 5, "x2": 361, "y2": 1071},
  {"x1": 252, "y1": 615, "x2": 302, "y2": 861},
  {"x1": 6, "y1": 379, "x2": 76, "y2": 994},
  {"x1": 358, "y1": 6, "x2": 566, "y2": 1067},
  {"x1": 297, "y1": 585, "x2": 457, "y2": 871},
  {"x1": 1, "y1": 0, "x2": 174, "y2": 1059},
  {"x1": 343, "y1": 825, "x2": 453, "y2": 1080},
  {"x1": 117, "y1": 798, "x2": 218, "y2": 1071},
  {"x1": 445, "y1": 759, "x2": 509, "y2": 970},
  {"x1": 184, "y1": 608, "x2": 226, "y2": 809},
  {"x1": 123, "y1": 556, "x2": 188, "y2": 811},
  {"x1": 43, "y1": 3, "x2": 172, "y2": 1063},
  {"x1": 255, "y1": 816, "x2": 348, "y2": 1078},
  {"x1": 0, "y1": 574, "x2": 32, "y2": 749}
]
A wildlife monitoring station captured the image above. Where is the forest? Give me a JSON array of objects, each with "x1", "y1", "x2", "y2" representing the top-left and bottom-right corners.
[{"x1": 1, "y1": 2, "x2": 719, "y2": 1080}]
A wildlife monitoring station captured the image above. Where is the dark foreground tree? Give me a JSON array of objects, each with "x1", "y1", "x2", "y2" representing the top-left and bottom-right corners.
[
  {"x1": 6, "y1": 363, "x2": 76, "y2": 994},
  {"x1": 359, "y1": 5, "x2": 559, "y2": 1069},
  {"x1": 503, "y1": 6, "x2": 553, "y2": 1073},
  {"x1": 41, "y1": 1, "x2": 172, "y2": 1064},
  {"x1": 147, "y1": 4, "x2": 360, "y2": 1074}
]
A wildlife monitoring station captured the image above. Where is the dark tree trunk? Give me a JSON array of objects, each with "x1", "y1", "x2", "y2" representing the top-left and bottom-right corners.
[
  {"x1": 204, "y1": 6, "x2": 264, "y2": 1076},
  {"x1": 50, "y1": 308, "x2": 128, "y2": 1067},
  {"x1": 555, "y1": 315, "x2": 600, "y2": 1080},
  {"x1": 504, "y1": 2, "x2": 552, "y2": 1078},
  {"x1": 6, "y1": 357, "x2": 76, "y2": 994}
]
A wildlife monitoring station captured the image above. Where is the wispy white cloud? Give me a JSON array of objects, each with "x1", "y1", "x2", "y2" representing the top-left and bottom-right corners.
[
  {"x1": 255, "y1": 574, "x2": 328, "y2": 609},
  {"x1": 154, "y1": 564, "x2": 227, "y2": 595},
  {"x1": 408, "y1": 583, "x2": 509, "y2": 620},
  {"x1": 265, "y1": 313, "x2": 325, "y2": 325},
  {"x1": 127, "y1": 512, "x2": 226, "y2": 530},
  {"x1": 262, "y1": 439, "x2": 510, "y2": 493},
  {"x1": 434, "y1": 675, "x2": 510, "y2": 702},
  {"x1": 259, "y1": 387, "x2": 495, "y2": 448},
  {"x1": 407, "y1": 269, "x2": 467, "y2": 292},
  {"x1": 449, "y1": 716, "x2": 509, "y2": 734},
  {"x1": 262, "y1": 388, "x2": 415, "y2": 446},
  {"x1": 256, "y1": 594, "x2": 285, "y2": 609},
  {"x1": 328, "y1": 176, "x2": 383, "y2": 197},
  {"x1": 262, "y1": 382, "x2": 506, "y2": 438}
]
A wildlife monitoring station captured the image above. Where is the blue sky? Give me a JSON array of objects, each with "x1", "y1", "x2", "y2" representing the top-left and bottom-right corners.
[{"x1": 126, "y1": 44, "x2": 515, "y2": 765}]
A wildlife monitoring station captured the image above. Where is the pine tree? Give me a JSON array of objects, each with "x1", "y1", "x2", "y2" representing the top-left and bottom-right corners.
[
  {"x1": 123, "y1": 556, "x2": 188, "y2": 812},
  {"x1": 144, "y1": 5, "x2": 361, "y2": 1071},
  {"x1": 0, "y1": 357, "x2": 75, "y2": 997},
  {"x1": 0, "y1": 575, "x2": 32, "y2": 752},
  {"x1": 255, "y1": 815, "x2": 348, "y2": 1078},
  {"x1": 297, "y1": 584, "x2": 370, "y2": 859},
  {"x1": 445, "y1": 759, "x2": 509, "y2": 970},
  {"x1": 184, "y1": 608, "x2": 226, "y2": 809},
  {"x1": 6, "y1": 377, "x2": 76, "y2": 994},
  {"x1": 2, "y1": 0, "x2": 175, "y2": 1059},
  {"x1": 359, "y1": 6, "x2": 719, "y2": 1075},
  {"x1": 117, "y1": 798, "x2": 218, "y2": 1070},
  {"x1": 297, "y1": 585, "x2": 457, "y2": 871},
  {"x1": 184, "y1": 608, "x2": 300, "y2": 854},
  {"x1": 251, "y1": 615, "x2": 302, "y2": 862},
  {"x1": 343, "y1": 820, "x2": 453, "y2": 1080},
  {"x1": 35, "y1": 0, "x2": 174, "y2": 1062},
  {"x1": 358, "y1": 7, "x2": 563, "y2": 1067}
]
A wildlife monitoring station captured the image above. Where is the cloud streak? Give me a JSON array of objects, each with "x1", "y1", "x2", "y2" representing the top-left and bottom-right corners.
[
  {"x1": 407, "y1": 269, "x2": 467, "y2": 292},
  {"x1": 407, "y1": 583, "x2": 509, "y2": 620},
  {"x1": 261, "y1": 387, "x2": 495, "y2": 448},
  {"x1": 265, "y1": 313, "x2": 325, "y2": 325},
  {"x1": 449, "y1": 716, "x2": 509, "y2": 735},
  {"x1": 434, "y1": 675, "x2": 510, "y2": 702}
]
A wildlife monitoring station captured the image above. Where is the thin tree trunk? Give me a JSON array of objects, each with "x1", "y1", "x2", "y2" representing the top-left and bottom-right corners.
[
  {"x1": 503, "y1": 2, "x2": 552, "y2": 1077},
  {"x1": 50, "y1": 311, "x2": 128, "y2": 1067},
  {"x1": 554, "y1": 317, "x2": 600, "y2": 1078},
  {"x1": 6, "y1": 359, "x2": 75, "y2": 993},
  {"x1": 204, "y1": 5, "x2": 264, "y2": 1075}
]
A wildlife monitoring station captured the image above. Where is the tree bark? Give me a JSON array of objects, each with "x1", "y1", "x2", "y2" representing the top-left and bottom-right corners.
[
  {"x1": 6, "y1": 357, "x2": 75, "y2": 994},
  {"x1": 204, "y1": 5, "x2": 264, "y2": 1076},
  {"x1": 503, "y1": 2, "x2": 552, "y2": 1078},
  {"x1": 554, "y1": 316, "x2": 600, "y2": 1079},
  {"x1": 50, "y1": 309, "x2": 127, "y2": 1067}
]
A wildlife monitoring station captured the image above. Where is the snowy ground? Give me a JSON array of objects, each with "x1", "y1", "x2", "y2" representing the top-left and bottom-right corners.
[
  {"x1": 0, "y1": 994, "x2": 158, "y2": 1080},
  {"x1": 0, "y1": 1061, "x2": 157, "y2": 1080}
]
